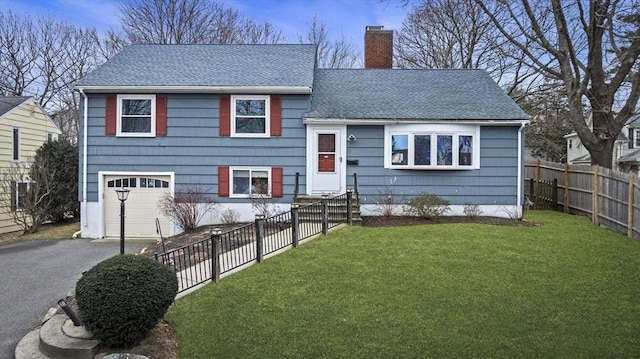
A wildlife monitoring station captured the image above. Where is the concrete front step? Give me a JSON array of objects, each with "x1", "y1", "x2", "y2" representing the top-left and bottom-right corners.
[
  {"x1": 15, "y1": 329, "x2": 51, "y2": 359},
  {"x1": 15, "y1": 314, "x2": 102, "y2": 359},
  {"x1": 40, "y1": 314, "x2": 100, "y2": 359}
]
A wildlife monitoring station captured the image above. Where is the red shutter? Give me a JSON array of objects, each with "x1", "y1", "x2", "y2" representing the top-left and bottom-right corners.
[
  {"x1": 156, "y1": 95, "x2": 167, "y2": 136},
  {"x1": 272, "y1": 167, "x2": 283, "y2": 197},
  {"x1": 270, "y1": 96, "x2": 282, "y2": 136},
  {"x1": 219, "y1": 95, "x2": 231, "y2": 136},
  {"x1": 105, "y1": 95, "x2": 117, "y2": 135},
  {"x1": 218, "y1": 166, "x2": 230, "y2": 197}
]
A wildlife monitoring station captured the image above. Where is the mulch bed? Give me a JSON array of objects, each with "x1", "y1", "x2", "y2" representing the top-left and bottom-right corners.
[{"x1": 361, "y1": 215, "x2": 539, "y2": 227}]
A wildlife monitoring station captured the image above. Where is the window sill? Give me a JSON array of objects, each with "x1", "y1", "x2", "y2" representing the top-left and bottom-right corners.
[
  {"x1": 230, "y1": 194, "x2": 272, "y2": 199},
  {"x1": 388, "y1": 165, "x2": 479, "y2": 170},
  {"x1": 230, "y1": 134, "x2": 271, "y2": 138},
  {"x1": 115, "y1": 134, "x2": 157, "y2": 138}
]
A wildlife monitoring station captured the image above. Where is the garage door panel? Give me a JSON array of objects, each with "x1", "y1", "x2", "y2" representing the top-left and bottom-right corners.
[{"x1": 104, "y1": 175, "x2": 171, "y2": 238}]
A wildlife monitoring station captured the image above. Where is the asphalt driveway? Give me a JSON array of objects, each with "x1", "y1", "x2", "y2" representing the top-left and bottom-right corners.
[{"x1": 0, "y1": 237, "x2": 154, "y2": 358}]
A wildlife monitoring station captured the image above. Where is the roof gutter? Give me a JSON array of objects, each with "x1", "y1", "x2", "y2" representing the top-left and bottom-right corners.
[
  {"x1": 74, "y1": 85, "x2": 313, "y2": 94},
  {"x1": 517, "y1": 122, "x2": 527, "y2": 218},
  {"x1": 303, "y1": 118, "x2": 530, "y2": 126}
]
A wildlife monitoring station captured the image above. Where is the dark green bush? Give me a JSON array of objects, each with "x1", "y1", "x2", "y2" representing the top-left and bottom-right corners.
[
  {"x1": 31, "y1": 140, "x2": 79, "y2": 222},
  {"x1": 75, "y1": 254, "x2": 178, "y2": 348},
  {"x1": 404, "y1": 192, "x2": 451, "y2": 220}
]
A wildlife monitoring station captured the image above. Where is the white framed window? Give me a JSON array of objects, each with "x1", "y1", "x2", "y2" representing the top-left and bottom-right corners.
[
  {"x1": 231, "y1": 95, "x2": 270, "y2": 137},
  {"x1": 12, "y1": 127, "x2": 20, "y2": 162},
  {"x1": 635, "y1": 129, "x2": 640, "y2": 148},
  {"x1": 229, "y1": 167, "x2": 271, "y2": 198},
  {"x1": 117, "y1": 94, "x2": 156, "y2": 137},
  {"x1": 384, "y1": 124, "x2": 480, "y2": 170},
  {"x1": 11, "y1": 181, "x2": 29, "y2": 211}
]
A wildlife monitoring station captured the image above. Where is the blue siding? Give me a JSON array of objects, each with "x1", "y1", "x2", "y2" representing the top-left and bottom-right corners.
[
  {"x1": 82, "y1": 94, "x2": 309, "y2": 202},
  {"x1": 81, "y1": 93, "x2": 521, "y2": 207},
  {"x1": 345, "y1": 125, "x2": 520, "y2": 206}
]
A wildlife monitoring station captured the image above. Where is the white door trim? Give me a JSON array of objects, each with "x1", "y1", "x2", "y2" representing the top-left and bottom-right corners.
[
  {"x1": 305, "y1": 125, "x2": 346, "y2": 195},
  {"x1": 99, "y1": 171, "x2": 175, "y2": 238}
]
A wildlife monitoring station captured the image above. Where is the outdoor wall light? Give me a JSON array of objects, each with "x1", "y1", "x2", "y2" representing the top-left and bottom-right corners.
[
  {"x1": 115, "y1": 188, "x2": 130, "y2": 254},
  {"x1": 57, "y1": 299, "x2": 81, "y2": 326},
  {"x1": 348, "y1": 134, "x2": 357, "y2": 141}
]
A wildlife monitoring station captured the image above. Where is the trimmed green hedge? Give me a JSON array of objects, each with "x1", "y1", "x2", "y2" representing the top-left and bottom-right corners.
[{"x1": 75, "y1": 254, "x2": 178, "y2": 347}]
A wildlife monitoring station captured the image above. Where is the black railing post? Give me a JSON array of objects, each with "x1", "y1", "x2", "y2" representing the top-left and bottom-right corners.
[
  {"x1": 291, "y1": 204, "x2": 300, "y2": 248},
  {"x1": 321, "y1": 194, "x2": 328, "y2": 235},
  {"x1": 211, "y1": 228, "x2": 221, "y2": 282},
  {"x1": 255, "y1": 214, "x2": 265, "y2": 263},
  {"x1": 346, "y1": 189, "x2": 353, "y2": 225},
  {"x1": 294, "y1": 172, "x2": 300, "y2": 202},
  {"x1": 353, "y1": 173, "x2": 359, "y2": 203}
]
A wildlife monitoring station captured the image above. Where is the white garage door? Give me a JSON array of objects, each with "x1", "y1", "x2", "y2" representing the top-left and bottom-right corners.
[{"x1": 104, "y1": 175, "x2": 171, "y2": 238}]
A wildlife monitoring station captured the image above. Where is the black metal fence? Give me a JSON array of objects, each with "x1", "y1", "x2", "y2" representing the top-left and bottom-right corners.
[{"x1": 156, "y1": 191, "x2": 355, "y2": 293}]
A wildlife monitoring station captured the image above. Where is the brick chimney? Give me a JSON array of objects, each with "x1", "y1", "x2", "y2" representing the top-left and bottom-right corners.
[{"x1": 364, "y1": 26, "x2": 393, "y2": 69}]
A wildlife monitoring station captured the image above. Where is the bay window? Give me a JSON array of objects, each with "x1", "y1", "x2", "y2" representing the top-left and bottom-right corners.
[{"x1": 386, "y1": 124, "x2": 480, "y2": 169}]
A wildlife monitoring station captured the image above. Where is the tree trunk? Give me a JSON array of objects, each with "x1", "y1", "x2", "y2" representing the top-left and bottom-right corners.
[{"x1": 586, "y1": 137, "x2": 615, "y2": 168}]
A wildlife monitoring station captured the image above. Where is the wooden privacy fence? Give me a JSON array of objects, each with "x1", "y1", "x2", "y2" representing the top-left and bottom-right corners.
[
  {"x1": 525, "y1": 159, "x2": 640, "y2": 240},
  {"x1": 524, "y1": 178, "x2": 558, "y2": 211}
]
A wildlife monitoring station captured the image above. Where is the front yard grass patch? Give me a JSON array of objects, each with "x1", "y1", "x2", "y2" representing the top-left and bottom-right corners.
[
  {"x1": 166, "y1": 211, "x2": 640, "y2": 358},
  {"x1": 0, "y1": 221, "x2": 79, "y2": 247}
]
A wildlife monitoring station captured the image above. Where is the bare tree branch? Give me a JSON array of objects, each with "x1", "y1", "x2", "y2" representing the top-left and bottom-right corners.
[
  {"x1": 476, "y1": 0, "x2": 640, "y2": 168},
  {"x1": 298, "y1": 14, "x2": 359, "y2": 68},
  {"x1": 0, "y1": 158, "x2": 55, "y2": 234},
  {"x1": 0, "y1": 10, "x2": 113, "y2": 143},
  {"x1": 118, "y1": 0, "x2": 283, "y2": 44},
  {"x1": 395, "y1": 0, "x2": 538, "y2": 93}
]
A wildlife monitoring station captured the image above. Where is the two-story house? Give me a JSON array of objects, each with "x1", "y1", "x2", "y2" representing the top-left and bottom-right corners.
[
  {"x1": 74, "y1": 27, "x2": 530, "y2": 239},
  {"x1": 0, "y1": 96, "x2": 60, "y2": 235},
  {"x1": 565, "y1": 112, "x2": 640, "y2": 174}
]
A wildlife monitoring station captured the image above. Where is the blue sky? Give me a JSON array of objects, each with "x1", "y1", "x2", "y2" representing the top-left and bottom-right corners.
[{"x1": 3, "y1": 0, "x2": 411, "y2": 50}]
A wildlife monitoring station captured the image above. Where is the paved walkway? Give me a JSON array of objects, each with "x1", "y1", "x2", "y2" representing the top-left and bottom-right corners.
[{"x1": 0, "y1": 238, "x2": 153, "y2": 359}]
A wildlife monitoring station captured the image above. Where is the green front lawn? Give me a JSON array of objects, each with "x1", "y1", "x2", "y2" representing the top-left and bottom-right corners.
[
  {"x1": 0, "y1": 221, "x2": 79, "y2": 247},
  {"x1": 167, "y1": 212, "x2": 640, "y2": 358}
]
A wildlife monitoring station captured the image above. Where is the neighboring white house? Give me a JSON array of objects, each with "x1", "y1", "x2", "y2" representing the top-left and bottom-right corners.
[
  {"x1": 565, "y1": 112, "x2": 640, "y2": 174},
  {"x1": 0, "y1": 96, "x2": 61, "y2": 235}
]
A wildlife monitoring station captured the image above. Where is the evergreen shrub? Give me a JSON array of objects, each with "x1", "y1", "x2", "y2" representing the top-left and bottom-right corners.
[{"x1": 75, "y1": 254, "x2": 178, "y2": 347}]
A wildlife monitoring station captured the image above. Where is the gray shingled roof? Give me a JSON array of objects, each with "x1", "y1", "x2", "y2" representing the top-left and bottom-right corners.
[
  {"x1": 75, "y1": 44, "x2": 317, "y2": 89},
  {"x1": 626, "y1": 113, "x2": 640, "y2": 127},
  {"x1": 0, "y1": 96, "x2": 30, "y2": 117},
  {"x1": 618, "y1": 149, "x2": 640, "y2": 163},
  {"x1": 305, "y1": 69, "x2": 529, "y2": 121},
  {"x1": 572, "y1": 153, "x2": 592, "y2": 163}
]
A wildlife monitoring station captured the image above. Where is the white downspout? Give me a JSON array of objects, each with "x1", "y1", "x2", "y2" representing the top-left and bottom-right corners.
[
  {"x1": 79, "y1": 89, "x2": 88, "y2": 228},
  {"x1": 517, "y1": 122, "x2": 526, "y2": 218}
]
